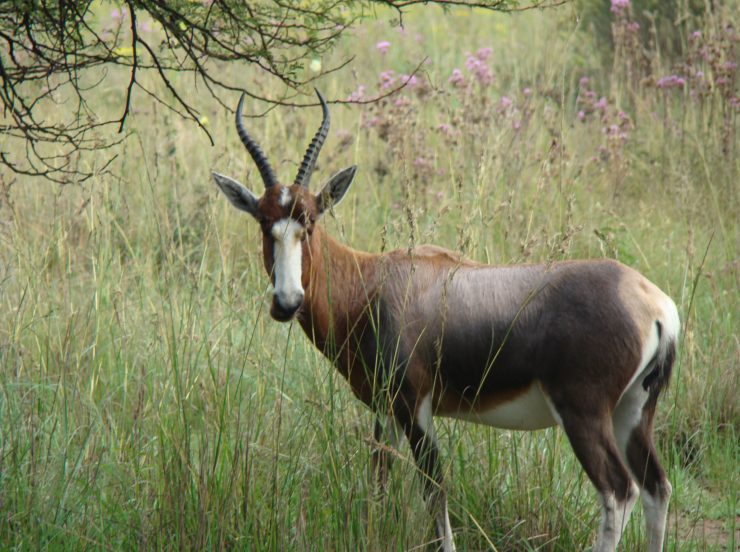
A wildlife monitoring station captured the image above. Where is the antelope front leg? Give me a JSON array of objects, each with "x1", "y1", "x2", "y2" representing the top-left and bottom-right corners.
[
  {"x1": 398, "y1": 393, "x2": 456, "y2": 552},
  {"x1": 370, "y1": 415, "x2": 403, "y2": 496}
]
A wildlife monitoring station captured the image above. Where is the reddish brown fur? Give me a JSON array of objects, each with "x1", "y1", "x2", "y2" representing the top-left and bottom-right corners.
[{"x1": 297, "y1": 224, "x2": 380, "y2": 404}]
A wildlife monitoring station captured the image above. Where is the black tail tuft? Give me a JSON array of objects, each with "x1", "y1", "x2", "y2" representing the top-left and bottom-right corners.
[{"x1": 642, "y1": 321, "x2": 676, "y2": 397}]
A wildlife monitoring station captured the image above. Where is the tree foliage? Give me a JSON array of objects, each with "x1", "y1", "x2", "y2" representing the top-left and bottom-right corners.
[{"x1": 0, "y1": 0, "x2": 557, "y2": 183}]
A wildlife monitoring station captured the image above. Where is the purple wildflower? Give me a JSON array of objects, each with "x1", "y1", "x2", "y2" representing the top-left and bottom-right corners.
[
  {"x1": 413, "y1": 156, "x2": 431, "y2": 169},
  {"x1": 476, "y1": 47, "x2": 493, "y2": 61},
  {"x1": 376, "y1": 41, "x2": 391, "y2": 55},
  {"x1": 346, "y1": 85, "x2": 365, "y2": 102},
  {"x1": 379, "y1": 70, "x2": 396, "y2": 90},
  {"x1": 399, "y1": 74, "x2": 419, "y2": 88},
  {"x1": 465, "y1": 54, "x2": 493, "y2": 85},
  {"x1": 610, "y1": 0, "x2": 630, "y2": 13},
  {"x1": 437, "y1": 123, "x2": 454, "y2": 135},
  {"x1": 605, "y1": 124, "x2": 627, "y2": 141},
  {"x1": 656, "y1": 75, "x2": 686, "y2": 89},
  {"x1": 363, "y1": 116, "x2": 380, "y2": 128},
  {"x1": 448, "y1": 68, "x2": 466, "y2": 88}
]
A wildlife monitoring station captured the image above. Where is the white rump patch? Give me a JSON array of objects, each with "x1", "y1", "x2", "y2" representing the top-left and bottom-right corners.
[
  {"x1": 613, "y1": 322, "x2": 659, "y2": 457},
  {"x1": 445, "y1": 383, "x2": 557, "y2": 430},
  {"x1": 658, "y1": 294, "x2": 680, "y2": 358},
  {"x1": 271, "y1": 218, "x2": 304, "y2": 306},
  {"x1": 624, "y1": 321, "x2": 661, "y2": 396}
]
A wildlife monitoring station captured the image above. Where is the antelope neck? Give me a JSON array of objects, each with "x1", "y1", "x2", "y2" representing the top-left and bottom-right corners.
[{"x1": 298, "y1": 225, "x2": 377, "y2": 353}]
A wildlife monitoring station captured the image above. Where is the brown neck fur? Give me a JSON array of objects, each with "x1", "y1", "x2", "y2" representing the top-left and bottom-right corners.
[{"x1": 298, "y1": 224, "x2": 379, "y2": 358}]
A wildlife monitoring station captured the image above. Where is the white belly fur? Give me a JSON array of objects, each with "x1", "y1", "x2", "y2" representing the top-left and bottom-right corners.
[{"x1": 442, "y1": 383, "x2": 557, "y2": 430}]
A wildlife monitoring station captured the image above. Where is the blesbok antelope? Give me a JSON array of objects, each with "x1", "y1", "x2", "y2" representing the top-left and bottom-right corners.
[{"x1": 212, "y1": 90, "x2": 679, "y2": 552}]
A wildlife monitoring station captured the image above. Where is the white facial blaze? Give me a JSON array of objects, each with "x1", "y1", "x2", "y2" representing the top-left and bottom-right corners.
[
  {"x1": 278, "y1": 187, "x2": 292, "y2": 207},
  {"x1": 271, "y1": 218, "x2": 304, "y2": 308}
]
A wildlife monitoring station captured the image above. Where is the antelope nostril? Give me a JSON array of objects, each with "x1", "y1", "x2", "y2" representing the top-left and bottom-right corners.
[{"x1": 271, "y1": 291, "x2": 304, "y2": 321}]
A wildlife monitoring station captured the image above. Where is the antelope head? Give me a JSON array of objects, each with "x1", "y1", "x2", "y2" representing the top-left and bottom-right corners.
[{"x1": 213, "y1": 90, "x2": 357, "y2": 322}]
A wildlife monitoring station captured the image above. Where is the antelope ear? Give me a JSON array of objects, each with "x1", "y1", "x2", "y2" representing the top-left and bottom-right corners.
[
  {"x1": 316, "y1": 166, "x2": 357, "y2": 215},
  {"x1": 212, "y1": 172, "x2": 259, "y2": 217}
]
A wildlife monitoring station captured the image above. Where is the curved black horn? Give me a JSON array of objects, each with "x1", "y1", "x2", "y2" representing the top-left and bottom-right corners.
[
  {"x1": 235, "y1": 93, "x2": 277, "y2": 188},
  {"x1": 294, "y1": 89, "x2": 330, "y2": 188}
]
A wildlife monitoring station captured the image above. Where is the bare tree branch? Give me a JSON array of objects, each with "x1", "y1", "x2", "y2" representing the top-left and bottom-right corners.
[
  {"x1": 119, "y1": 0, "x2": 138, "y2": 132},
  {"x1": 0, "y1": 0, "x2": 558, "y2": 183}
]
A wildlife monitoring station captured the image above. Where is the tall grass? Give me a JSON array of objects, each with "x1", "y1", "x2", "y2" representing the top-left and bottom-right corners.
[{"x1": 0, "y1": 4, "x2": 737, "y2": 550}]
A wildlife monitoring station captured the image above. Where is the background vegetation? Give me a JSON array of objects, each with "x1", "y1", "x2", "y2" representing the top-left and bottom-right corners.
[
  {"x1": 0, "y1": 1, "x2": 738, "y2": 550},
  {"x1": 0, "y1": 0, "x2": 532, "y2": 182}
]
